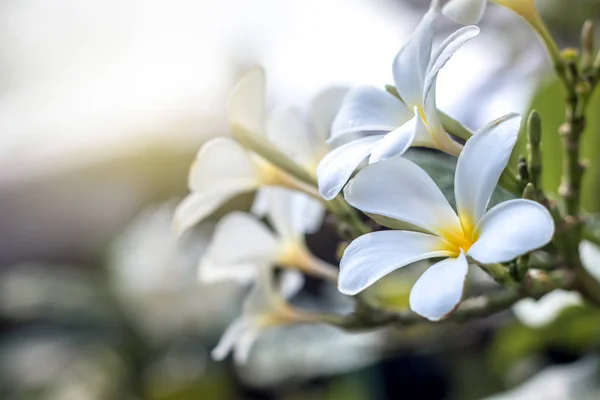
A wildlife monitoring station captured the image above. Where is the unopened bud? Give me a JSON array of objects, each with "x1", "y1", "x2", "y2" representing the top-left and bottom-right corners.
[{"x1": 523, "y1": 182, "x2": 537, "y2": 200}]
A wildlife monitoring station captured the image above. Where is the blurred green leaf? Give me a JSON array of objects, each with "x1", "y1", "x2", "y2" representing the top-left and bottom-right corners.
[
  {"x1": 405, "y1": 149, "x2": 514, "y2": 209},
  {"x1": 512, "y1": 77, "x2": 600, "y2": 212}
]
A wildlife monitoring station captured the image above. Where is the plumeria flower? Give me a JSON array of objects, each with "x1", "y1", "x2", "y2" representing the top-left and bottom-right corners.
[
  {"x1": 174, "y1": 67, "x2": 345, "y2": 235},
  {"x1": 443, "y1": 0, "x2": 536, "y2": 25},
  {"x1": 211, "y1": 266, "x2": 306, "y2": 364},
  {"x1": 513, "y1": 289, "x2": 583, "y2": 328},
  {"x1": 198, "y1": 188, "x2": 338, "y2": 284},
  {"x1": 338, "y1": 113, "x2": 555, "y2": 321},
  {"x1": 317, "y1": 1, "x2": 479, "y2": 200}
]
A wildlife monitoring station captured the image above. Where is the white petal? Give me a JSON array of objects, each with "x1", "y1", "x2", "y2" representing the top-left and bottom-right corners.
[
  {"x1": 233, "y1": 325, "x2": 263, "y2": 365},
  {"x1": 310, "y1": 86, "x2": 349, "y2": 143},
  {"x1": 442, "y1": 0, "x2": 488, "y2": 25},
  {"x1": 423, "y1": 26, "x2": 480, "y2": 110},
  {"x1": 174, "y1": 186, "x2": 251, "y2": 235},
  {"x1": 211, "y1": 317, "x2": 248, "y2": 361},
  {"x1": 392, "y1": 10, "x2": 437, "y2": 108},
  {"x1": 580, "y1": 241, "x2": 600, "y2": 282},
  {"x1": 468, "y1": 199, "x2": 554, "y2": 264},
  {"x1": 205, "y1": 212, "x2": 279, "y2": 266},
  {"x1": 330, "y1": 86, "x2": 412, "y2": 142},
  {"x1": 188, "y1": 137, "x2": 260, "y2": 193},
  {"x1": 250, "y1": 187, "x2": 270, "y2": 217},
  {"x1": 279, "y1": 269, "x2": 305, "y2": 299},
  {"x1": 339, "y1": 230, "x2": 454, "y2": 295},
  {"x1": 368, "y1": 114, "x2": 417, "y2": 163},
  {"x1": 317, "y1": 135, "x2": 384, "y2": 201},
  {"x1": 513, "y1": 290, "x2": 583, "y2": 328},
  {"x1": 454, "y1": 113, "x2": 521, "y2": 228},
  {"x1": 266, "y1": 107, "x2": 314, "y2": 166},
  {"x1": 420, "y1": 80, "x2": 463, "y2": 156},
  {"x1": 409, "y1": 252, "x2": 468, "y2": 321},
  {"x1": 265, "y1": 187, "x2": 324, "y2": 239},
  {"x1": 343, "y1": 157, "x2": 461, "y2": 236},
  {"x1": 243, "y1": 266, "x2": 280, "y2": 315},
  {"x1": 227, "y1": 66, "x2": 266, "y2": 134},
  {"x1": 197, "y1": 257, "x2": 258, "y2": 284}
]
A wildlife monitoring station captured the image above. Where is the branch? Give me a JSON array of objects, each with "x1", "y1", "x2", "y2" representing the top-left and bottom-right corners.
[{"x1": 312, "y1": 270, "x2": 573, "y2": 331}]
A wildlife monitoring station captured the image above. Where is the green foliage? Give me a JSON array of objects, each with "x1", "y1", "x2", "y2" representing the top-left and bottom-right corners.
[{"x1": 511, "y1": 77, "x2": 600, "y2": 212}]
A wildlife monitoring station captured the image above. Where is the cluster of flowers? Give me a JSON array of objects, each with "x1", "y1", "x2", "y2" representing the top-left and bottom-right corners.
[{"x1": 174, "y1": 0, "x2": 555, "y2": 363}]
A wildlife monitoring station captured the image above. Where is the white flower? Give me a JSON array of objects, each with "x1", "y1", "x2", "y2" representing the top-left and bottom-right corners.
[
  {"x1": 211, "y1": 266, "x2": 305, "y2": 364},
  {"x1": 338, "y1": 113, "x2": 555, "y2": 321},
  {"x1": 316, "y1": 3, "x2": 479, "y2": 200},
  {"x1": 199, "y1": 188, "x2": 337, "y2": 284},
  {"x1": 174, "y1": 67, "x2": 345, "y2": 234},
  {"x1": 442, "y1": 0, "x2": 536, "y2": 25},
  {"x1": 513, "y1": 289, "x2": 583, "y2": 328}
]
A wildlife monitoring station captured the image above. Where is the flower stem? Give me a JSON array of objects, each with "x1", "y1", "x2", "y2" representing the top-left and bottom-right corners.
[
  {"x1": 552, "y1": 24, "x2": 600, "y2": 305},
  {"x1": 326, "y1": 196, "x2": 372, "y2": 239}
]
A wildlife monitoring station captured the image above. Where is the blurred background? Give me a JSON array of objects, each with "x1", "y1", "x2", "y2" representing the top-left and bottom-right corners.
[{"x1": 1, "y1": 0, "x2": 600, "y2": 399}]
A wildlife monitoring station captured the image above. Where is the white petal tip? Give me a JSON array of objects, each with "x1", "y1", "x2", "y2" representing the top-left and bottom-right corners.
[
  {"x1": 337, "y1": 284, "x2": 359, "y2": 297},
  {"x1": 441, "y1": 0, "x2": 486, "y2": 25}
]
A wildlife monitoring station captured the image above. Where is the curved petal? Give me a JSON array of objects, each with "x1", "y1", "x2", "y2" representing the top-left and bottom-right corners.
[
  {"x1": 442, "y1": 0, "x2": 488, "y2": 25},
  {"x1": 265, "y1": 188, "x2": 324, "y2": 239},
  {"x1": 205, "y1": 212, "x2": 279, "y2": 266},
  {"x1": 420, "y1": 79, "x2": 463, "y2": 156},
  {"x1": 330, "y1": 86, "x2": 411, "y2": 142},
  {"x1": 392, "y1": 9, "x2": 437, "y2": 107},
  {"x1": 468, "y1": 199, "x2": 554, "y2": 264},
  {"x1": 233, "y1": 325, "x2": 264, "y2": 365},
  {"x1": 227, "y1": 66, "x2": 266, "y2": 134},
  {"x1": 266, "y1": 107, "x2": 314, "y2": 166},
  {"x1": 211, "y1": 317, "x2": 248, "y2": 361},
  {"x1": 409, "y1": 251, "x2": 468, "y2": 321},
  {"x1": 423, "y1": 26, "x2": 480, "y2": 109},
  {"x1": 188, "y1": 137, "x2": 260, "y2": 192},
  {"x1": 173, "y1": 184, "x2": 254, "y2": 235},
  {"x1": 343, "y1": 157, "x2": 460, "y2": 236},
  {"x1": 310, "y1": 86, "x2": 349, "y2": 143},
  {"x1": 338, "y1": 230, "x2": 453, "y2": 295},
  {"x1": 368, "y1": 114, "x2": 417, "y2": 163},
  {"x1": 454, "y1": 113, "x2": 521, "y2": 230},
  {"x1": 317, "y1": 135, "x2": 384, "y2": 201}
]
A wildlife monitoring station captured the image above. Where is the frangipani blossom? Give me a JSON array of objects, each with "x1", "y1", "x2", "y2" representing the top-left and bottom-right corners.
[
  {"x1": 443, "y1": 0, "x2": 537, "y2": 25},
  {"x1": 212, "y1": 266, "x2": 306, "y2": 364},
  {"x1": 198, "y1": 188, "x2": 337, "y2": 284},
  {"x1": 317, "y1": 2, "x2": 479, "y2": 200},
  {"x1": 338, "y1": 113, "x2": 555, "y2": 321},
  {"x1": 513, "y1": 289, "x2": 583, "y2": 328},
  {"x1": 174, "y1": 68, "x2": 345, "y2": 234}
]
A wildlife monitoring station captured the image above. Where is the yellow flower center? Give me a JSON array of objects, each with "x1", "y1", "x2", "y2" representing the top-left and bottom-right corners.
[
  {"x1": 493, "y1": 0, "x2": 536, "y2": 19},
  {"x1": 417, "y1": 106, "x2": 428, "y2": 127},
  {"x1": 436, "y1": 215, "x2": 479, "y2": 257}
]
